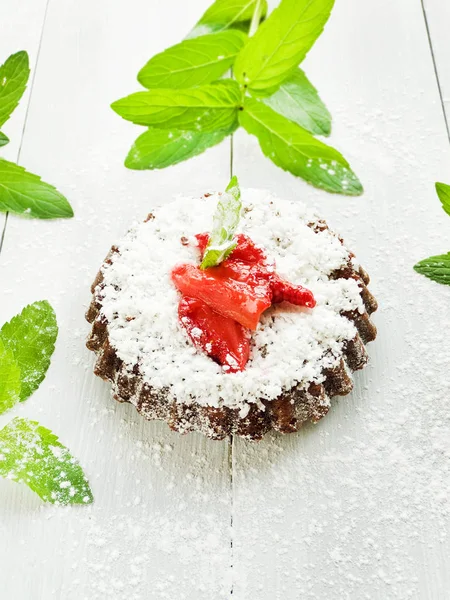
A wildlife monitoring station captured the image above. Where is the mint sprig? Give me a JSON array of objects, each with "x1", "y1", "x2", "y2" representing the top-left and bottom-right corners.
[
  {"x1": 0, "y1": 340, "x2": 21, "y2": 414},
  {"x1": 0, "y1": 303, "x2": 94, "y2": 505},
  {"x1": 0, "y1": 51, "x2": 30, "y2": 128},
  {"x1": 0, "y1": 51, "x2": 73, "y2": 219},
  {"x1": 0, "y1": 132, "x2": 9, "y2": 147},
  {"x1": 414, "y1": 183, "x2": 450, "y2": 286},
  {"x1": 262, "y1": 68, "x2": 331, "y2": 136},
  {"x1": 125, "y1": 123, "x2": 237, "y2": 170},
  {"x1": 414, "y1": 253, "x2": 450, "y2": 285},
  {"x1": 200, "y1": 175, "x2": 242, "y2": 269},
  {"x1": 138, "y1": 31, "x2": 247, "y2": 89},
  {"x1": 188, "y1": 0, "x2": 268, "y2": 38},
  {"x1": 0, "y1": 301, "x2": 58, "y2": 405},
  {"x1": 240, "y1": 98, "x2": 362, "y2": 195},
  {"x1": 0, "y1": 418, "x2": 93, "y2": 505},
  {"x1": 112, "y1": 0, "x2": 362, "y2": 196},
  {"x1": 0, "y1": 160, "x2": 74, "y2": 219},
  {"x1": 436, "y1": 182, "x2": 450, "y2": 217},
  {"x1": 234, "y1": 0, "x2": 334, "y2": 91},
  {"x1": 112, "y1": 80, "x2": 241, "y2": 132}
]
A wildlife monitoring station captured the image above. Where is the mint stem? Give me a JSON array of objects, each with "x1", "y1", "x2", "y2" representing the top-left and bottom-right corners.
[{"x1": 248, "y1": 0, "x2": 263, "y2": 37}]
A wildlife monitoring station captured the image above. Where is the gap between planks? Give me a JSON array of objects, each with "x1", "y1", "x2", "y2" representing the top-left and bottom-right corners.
[
  {"x1": 229, "y1": 131, "x2": 235, "y2": 596},
  {"x1": 0, "y1": 0, "x2": 50, "y2": 256},
  {"x1": 421, "y1": 0, "x2": 450, "y2": 145}
]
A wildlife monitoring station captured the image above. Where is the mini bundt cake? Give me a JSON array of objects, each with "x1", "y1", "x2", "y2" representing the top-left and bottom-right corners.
[{"x1": 86, "y1": 187, "x2": 377, "y2": 440}]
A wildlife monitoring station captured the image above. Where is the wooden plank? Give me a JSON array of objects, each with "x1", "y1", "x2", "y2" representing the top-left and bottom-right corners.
[
  {"x1": 232, "y1": 0, "x2": 450, "y2": 598},
  {"x1": 0, "y1": 0, "x2": 232, "y2": 598},
  {"x1": 0, "y1": 0, "x2": 49, "y2": 241},
  {"x1": 423, "y1": 0, "x2": 450, "y2": 124}
]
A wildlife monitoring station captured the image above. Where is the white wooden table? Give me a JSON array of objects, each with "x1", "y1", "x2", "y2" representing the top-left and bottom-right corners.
[{"x1": 1, "y1": 1, "x2": 449, "y2": 598}]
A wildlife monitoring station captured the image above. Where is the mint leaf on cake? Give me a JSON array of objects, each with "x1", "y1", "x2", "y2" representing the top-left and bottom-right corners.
[
  {"x1": 200, "y1": 175, "x2": 242, "y2": 268},
  {"x1": 0, "y1": 417, "x2": 93, "y2": 505}
]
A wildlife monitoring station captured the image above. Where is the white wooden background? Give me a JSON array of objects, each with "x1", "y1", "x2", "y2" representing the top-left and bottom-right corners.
[{"x1": 0, "y1": 1, "x2": 449, "y2": 598}]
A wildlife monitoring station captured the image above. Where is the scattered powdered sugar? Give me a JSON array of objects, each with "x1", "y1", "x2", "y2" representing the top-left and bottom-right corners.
[{"x1": 97, "y1": 189, "x2": 364, "y2": 410}]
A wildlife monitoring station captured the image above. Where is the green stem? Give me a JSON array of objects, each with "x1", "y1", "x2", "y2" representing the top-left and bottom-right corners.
[{"x1": 248, "y1": 0, "x2": 263, "y2": 37}]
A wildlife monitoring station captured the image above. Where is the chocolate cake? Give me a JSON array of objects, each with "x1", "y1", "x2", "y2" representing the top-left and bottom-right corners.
[{"x1": 86, "y1": 189, "x2": 377, "y2": 440}]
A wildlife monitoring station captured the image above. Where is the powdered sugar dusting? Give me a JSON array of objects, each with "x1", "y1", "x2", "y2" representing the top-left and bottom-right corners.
[{"x1": 96, "y1": 189, "x2": 364, "y2": 410}]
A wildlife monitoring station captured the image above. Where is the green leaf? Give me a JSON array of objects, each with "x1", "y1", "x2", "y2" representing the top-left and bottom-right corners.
[
  {"x1": 0, "y1": 159, "x2": 74, "y2": 219},
  {"x1": 262, "y1": 68, "x2": 331, "y2": 136},
  {"x1": 200, "y1": 175, "x2": 242, "y2": 268},
  {"x1": 435, "y1": 182, "x2": 450, "y2": 217},
  {"x1": 0, "y1": 51, "x2": 30, "y2": 127},
  {"x1": 414, "y1": 252, "x2": 450, "y2": 286},
  {"x1": 125, "y1": 122, "x2": 237, "y2": 170},
  {"x1": 0, "y1": 301, "x2": 58, "y2": 402},
  {"x1": 0, "y1": 340, "x2": 21, "y2": 414},
  {"x1": 239, "y1": 97, "x2": 362, "y2": 195},
  {"x1": 189, "y1": 0, "x2": 268, "y2": 38},
  {"x1": 111, "y1": 80, "x2": 241, "y2": 132},
  {"x1": 234, "y1": 0, "x2": 334, "y2": 91},
  {"x1": 138, "y1": 31, "x2": 247, "y2": 89},
  {"x1": 0, "y1": 417, "x2": 93, "y2": 505},
  {"x1": 0, "y1": 132, "x2": 9, "y2": 147}
]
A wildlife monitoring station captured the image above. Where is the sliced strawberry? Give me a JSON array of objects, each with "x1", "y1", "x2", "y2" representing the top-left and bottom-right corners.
[
  {"x1": 178, "y1": 296, "x2": 250, "y2": 372},
  {"x1": 171, "y1": 263, "x2": 272, "y2": 330},
  {"x1": 271, "y1": 274, "x2": 316, "y2": 308},
  {"x1": 195, "y1": 232, "x2": 268, "y2": 265},
  {"x1": 195, "y1": 232, "x2": 209, "y2": 255}
]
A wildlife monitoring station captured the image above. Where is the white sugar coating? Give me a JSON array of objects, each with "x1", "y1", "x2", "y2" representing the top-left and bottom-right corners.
[{"x1": 97, "y1": 189, "x2": 364, "y2": 410}]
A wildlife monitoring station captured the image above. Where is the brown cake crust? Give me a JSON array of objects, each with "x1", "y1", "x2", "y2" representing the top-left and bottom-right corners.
[{"x1": 86, "y1": 224, "x2": 378, "y2": 441}]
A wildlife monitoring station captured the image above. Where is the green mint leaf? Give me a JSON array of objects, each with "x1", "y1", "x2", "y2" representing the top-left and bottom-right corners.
[
  {"x1": 0, "y1": 301, "x2": 58, "y2": 402},
  {"x1": 234, "y1": 0, "x2": 334, "y2": 91},
  {"x1": 200, "y1": 175, "x2": 242, "y2": 269},
  {"x1": 262, "y1": 68, "x2": 331, "y2": 136},
  {"x1": 0, "y1": 132, "x2": 9, "y2": 147},
  {"x1": 435, "y1": 182, "x2": 450, "y2": 217},
  {"x1": 0, "y1": 340, "x2": 21, "y2": 414},
  {"x1": 125, "y1": 122, "x2": 237, "y2": 170},
  {"x1": 414, "y1": 252, "x2": 450, "y2": 286},
  {"x1": 111, "y1": 80, "x2": 241, "y2": 132},
  {"x1": 0, "y1": 51, "x2": 30, "y2": 128},
  {"x1": 239, "y1": 98, "x2": 362, "y2": 195},
  {"x1": 0, "y1": 417, "x2": 93, "y2": 505},
  {"x1": 188, "y1": 0, "x2": 268, "y2": 38},
  {"x1": 0, "y1": 159, "x2": 74, "y2": 219},
  {"x1": 138, "y1": 31, "x2": 246, "y2": 89}
]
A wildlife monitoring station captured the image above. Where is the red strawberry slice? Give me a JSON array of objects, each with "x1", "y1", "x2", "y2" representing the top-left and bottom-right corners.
[
  {"x1": 178, "y1": 296, "x2": 250, "y2": 372},
  {"x1": 271, "y1": 274, "x2": 316, "y2": 308},
  {"x1": 195, "y1": 232, "x2": 209, "y2": 255},
  {"x1": 195, "y1": 233, "x2": 268, "y2": 265},
  {"x1": 171, "y1": 263, "x2": 272, "y2": 331}
]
